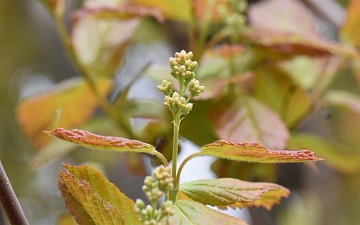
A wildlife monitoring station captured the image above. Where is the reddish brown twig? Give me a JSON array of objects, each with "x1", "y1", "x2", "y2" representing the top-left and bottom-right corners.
[{"x1": 0, "y1": 161, "x2": 29, "y2": 225}]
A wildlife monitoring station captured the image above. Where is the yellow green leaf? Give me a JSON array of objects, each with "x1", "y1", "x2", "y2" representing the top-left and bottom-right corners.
[
  {"x1": 17, "y1": 78, "x2": 112, "y2": 148},
  {"x1": 163, "y1": 200, "x2": 248, "y2": 225},
  {"x1": 130, "y1": 0, "x2": 192, "y2": 22},
  {"x1": 339, "y1": 0, "x2": 360, "y2": 48},
  {"x1": 199, "y1": 140, "x2": 323, "y2": 163},
  {"x1": 178, "y1": 178, "x2": 289, "y2": 210},
  {"x1": 59, "y1": 164, "x2": 141, "y2": 225}
]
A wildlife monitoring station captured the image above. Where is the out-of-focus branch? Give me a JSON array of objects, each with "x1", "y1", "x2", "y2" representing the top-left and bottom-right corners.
[
  {"x1": 0, "y1": 161, "x2": 29, "y2": 225},
  {"x1": 301, "y1": 0, "x2": 345, "y2": 29}
]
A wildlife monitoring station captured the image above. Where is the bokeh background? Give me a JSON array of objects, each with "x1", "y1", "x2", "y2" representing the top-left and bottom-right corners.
[{"x1": 1, "y1": 0, "x2": 359, "y2": 224}]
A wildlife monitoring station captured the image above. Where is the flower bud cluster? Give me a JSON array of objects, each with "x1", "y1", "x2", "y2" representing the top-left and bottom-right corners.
[
  {"x1": 218, "y1": 0, "x2": 247, "y2": 28},
  {"x1": 169, "y1": 50, "x2": 198, "y2": 84},
  {"x1": 164, "y1": 92, "x2": 193, "y2": 116},
  {"x1": 158, "y1": 50, "x2": 204, "y2": 117},
  {"x1": 135, "y1": 165, "x2": 175, "y2": 224},
  {"x1": 134, "y1": 200, "x2": 174, "y2": 225}
]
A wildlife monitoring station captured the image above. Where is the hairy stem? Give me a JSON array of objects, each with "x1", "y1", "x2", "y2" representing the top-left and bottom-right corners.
[{"x1": 170, "y1": 113, "x2": 181, "y2": 201}]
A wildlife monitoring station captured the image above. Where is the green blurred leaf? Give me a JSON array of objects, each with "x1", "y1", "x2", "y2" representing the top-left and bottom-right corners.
[
  {"x1": 130, "y1": 0, "x2": 193, "y2": 22},
  {"x1": 164, "y1": 200, "x2": 248, "y2": 225},
  {"x1": 71, "y1": 15, "x2": 140, "y2": 78},
  {"x1": 253, "y1": 64, "x2": 312, "y2": 127},
  {"x1": 17, "y1": 77, "x2": 112, "y2": 148},
  {"x1": 288, "y1": 132, "x2": 360, "y2": 174},
  {"x1": 339, "y1": 0, "x2": 360, "y2": 48},
  {"x1": 324, "y1": 90, "x2": 360, "y2": 113},
  {"x1": 209, "y1": 95, "x2": 289, "y2": 149},
  {"x1": 59, "y1": 164, "x2": 141, "y2": 225},
  {"x1": 178, "y1": 178, "x2": 289, "y2": 210},
  {"x1": 199, "y1": 140, "x2": 323, "y2": 163}
]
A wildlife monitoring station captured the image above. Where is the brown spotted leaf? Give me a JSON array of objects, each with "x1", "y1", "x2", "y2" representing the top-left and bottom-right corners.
[
  {"x1": 199, "y1": 140, "x2": 323, "y2": 163},
  {"x1": 177, "y1": 178, "x2": 289, "y2": 210},
  {"x1": 44, "y1": 128, "x2": 168, "y2": 164},
  {"x1": 17, "y1": 78, "x2": 112, "y2": 148},
  {"x1": 59, "y1": 164, "x2": 141, "y2": 225},
  {"x1": 45, "y1": 128, "x2": 158, "y2": 155}
]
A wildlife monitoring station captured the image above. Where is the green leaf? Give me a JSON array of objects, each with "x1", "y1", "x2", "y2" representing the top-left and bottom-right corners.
[
  {"x1": 130, "y1": 0, "x2": 193, "y2": 22},
  {"x1": 17, "y1": 77, "x2": 112, "y2": 147},
  {"x1": 163, "y1": 200, "x2": 248, "y2": 225},
  {"x1": 339, "y1": 0, "x2": 360, "y2": 48},
  {"x1": 288, "y1": 133, "x2": 360, "y2": 174},
  {"x1": 178, "y1": 178, "x2": 289, "y2": 210},
  {"x1": 209, "y1": 95, "x2": 289, "y2": 149},
  {"x1": 253, "y1": 64, "x2": 312, "y2": 127},
  {"x1": 59, "y1": 164, "x2": 141, "y2": 225},
  {"x1": 199, "y1": 140, "x2": 323, "y2": 163}
]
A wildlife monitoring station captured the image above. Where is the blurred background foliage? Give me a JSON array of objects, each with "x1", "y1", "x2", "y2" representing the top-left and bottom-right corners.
[{"x1": 1, "y1": 0, "x2": 360, "y2": 224}]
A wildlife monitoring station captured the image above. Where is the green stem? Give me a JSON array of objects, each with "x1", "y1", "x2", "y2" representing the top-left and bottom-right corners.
[
  {"x1": 175, "y1": 152, "x2": 199, "y2": 188},
  {"x1": 170, "y1": 113, "x2": 181, "y2": 202}
]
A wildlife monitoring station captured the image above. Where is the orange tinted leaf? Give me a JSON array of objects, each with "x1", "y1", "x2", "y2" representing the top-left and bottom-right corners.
[
  {"x1": 178, "y1": 178, "x2": 289, "y2": 210},
  {"x1": 130, "y1": 0, "x2": 192, "y2": 22},
  {"x1": 210, "y1": 95, "x2": 289, "y2": 149},
  {"x1": 59, "y1": 164, "x2": 141, "y2": 225},
  {"x1": 17, "y1": 78, "x2": 112, "y2": 148},
  {"x1": 340, "y1": 0, "x2": 360, "y2": 48},
  {"x1": 164, "y1": 200, "x2": 248, "y2": 225},
  {"x1": 199, "y1": 140, "x2": 323, "y2": 163}
]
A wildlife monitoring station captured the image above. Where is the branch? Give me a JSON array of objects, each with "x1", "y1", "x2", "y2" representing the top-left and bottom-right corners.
[{"x1": 0, "y1": 161, "x2": 29, "y2": 225}]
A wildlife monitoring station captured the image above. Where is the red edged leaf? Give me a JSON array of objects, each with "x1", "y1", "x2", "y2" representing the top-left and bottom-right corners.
[
  {"x1": 17, "y1": 78, "x2": 112, "y2": 148},
  {"x1": 45, "y1": 128, "x2": 159, "y2": 156},
  {"x1": 178, "y1": 178, "x2": 289, "y2": 210},
  {"x1": 59, "y1": 164, "x2": 141, "y2": 225},
  {"x1": 164, "y1": 200, "x2": 248, "y2": 225},
  {"x1": 340, "y1": 0, "x2": 360, "y2": 48},
  {"x1": 199, "y1": 140, "x2": 323, "y2": 163}
]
